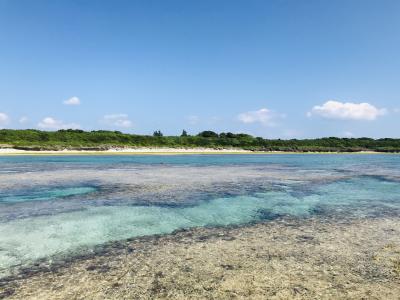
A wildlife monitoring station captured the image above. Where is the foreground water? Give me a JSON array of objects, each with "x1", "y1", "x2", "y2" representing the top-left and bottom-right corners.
[{"x1": 0, "y1": 154, "x2": 400, "y2": 278}]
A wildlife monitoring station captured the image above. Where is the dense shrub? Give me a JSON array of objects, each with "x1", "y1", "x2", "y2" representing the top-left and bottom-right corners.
[{"x1": 0, "y1": 129, "x2": 399, "y2": 152}]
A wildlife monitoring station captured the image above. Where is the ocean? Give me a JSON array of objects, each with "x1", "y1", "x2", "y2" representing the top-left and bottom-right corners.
[{"x1": 1, "y1": 154, "x2": 400, "y2": 279}]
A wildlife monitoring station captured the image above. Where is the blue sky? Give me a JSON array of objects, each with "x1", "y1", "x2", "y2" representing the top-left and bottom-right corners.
[{"x1": 0, "y1": 0, "x2": 399, "y2": 138}]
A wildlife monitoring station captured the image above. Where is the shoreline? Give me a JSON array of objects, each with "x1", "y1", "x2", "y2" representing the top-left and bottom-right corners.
[{"x1": 0, "y1": 147, "x2": 395, "y2": 156}]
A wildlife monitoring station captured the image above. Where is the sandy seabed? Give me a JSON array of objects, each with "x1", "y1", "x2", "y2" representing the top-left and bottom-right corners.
[{"x1": 1, "y1": 216, "x2": 399, "y2": 300}]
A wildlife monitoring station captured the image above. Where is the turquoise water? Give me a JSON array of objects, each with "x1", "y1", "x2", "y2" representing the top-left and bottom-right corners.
[
  {"x1": 1, "y1": 153, "x2": 400, "y2": 168},
  {"x1": 0, "y1": 186, "x2": 97, "y2": 203},
  {"x1": 0, "y1": 154, "x2": 399, "y2": 276}
]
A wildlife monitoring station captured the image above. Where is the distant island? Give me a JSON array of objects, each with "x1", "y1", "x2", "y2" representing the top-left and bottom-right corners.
[{"x1": 1, "y1": 129, "x2": 400, "y2": 153}]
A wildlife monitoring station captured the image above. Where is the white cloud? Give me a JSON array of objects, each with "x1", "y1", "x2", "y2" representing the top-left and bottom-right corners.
[
  {"x1": 308, "y1": 100, "x2": 386, "y2": 121},
  {"x1": 0, "y1": 112, "x2": 10, "y2": 127},
  {"x1": 238, "y1": 108, "x2": 281, "y2": 126},
  {"x1": 19, "y1": 116, "x2": 29, "y2": 124},
  {"x1": 38, "y1": 117, "x2": 80, "y2": 130},
  {"x1": 101, "y1": 114, "x2": 132, "y2": 128},
  {"x1": 63, "y1": 96, "x2": 80, "y2": 105},
  {"x1": 394, "y1": 108, "x2": 400, "y2": 113}
]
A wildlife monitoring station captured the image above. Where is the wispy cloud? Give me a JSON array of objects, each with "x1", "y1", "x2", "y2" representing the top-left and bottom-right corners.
[
  {"x1": 63, "y1": 96, "x2": 80, "y2": 106},
  {"x1": 186, "y1": 115, "x2": 199, "y2": 125},
  {"x1": 343, "y1": 131, "x2": 354, "y2": 138},
  {"x1": 0, "y1": 112, "x2": 10, "y2": 128},
  {"x1": 38, "y1": 117, "x2": 80, "y2": 130},
  {"x1": 308, "y1": 100, "x2": 386, "y2": 121},
  {"x1": 101, "y1": 114, "x2": 132, "y2": 128},
  {"x1": 238, "y1": 108, "x2": 282, "y2": 126},
  {"x1": 19, "y1": 116, "x2": 29, "y2": 124}
]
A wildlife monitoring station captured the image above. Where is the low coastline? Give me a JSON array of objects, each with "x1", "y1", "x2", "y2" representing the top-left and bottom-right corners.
[{"x1": 0, "y1": 147, "x2": 392, "y2": 156}]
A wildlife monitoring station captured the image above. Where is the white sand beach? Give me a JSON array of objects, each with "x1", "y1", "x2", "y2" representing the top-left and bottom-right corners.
[
  {"x1": 0, "y1": 147, "x2": 252, "y2": 155},
  {"x1": 0, "y1": 148, "x2": 390, "y2": 156}
]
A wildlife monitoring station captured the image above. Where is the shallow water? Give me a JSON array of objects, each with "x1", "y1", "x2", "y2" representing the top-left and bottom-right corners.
[{"x1": 0, "y1": 154, "x2": 399, "y2": 277}]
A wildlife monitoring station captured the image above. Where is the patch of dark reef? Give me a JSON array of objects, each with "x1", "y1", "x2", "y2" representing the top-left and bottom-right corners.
[
  {"x1": 360, "y1": 174, "x2": 400, "y2": 183},
  {"x1": 255, "y1": 209, "x2": 287, "y2": 221},
  {"x1": 0, "y1": 184, "x2": 100, "y2": 205}
]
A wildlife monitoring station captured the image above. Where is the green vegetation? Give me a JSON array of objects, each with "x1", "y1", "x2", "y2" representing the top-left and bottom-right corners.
[
  {"x1": 0, "y1": 129, "x2": 400, "y2": 152},
  {"x1": 153, "y1": 130, "x2": 163, "y2": 137},
  {"x1": 181, "y1": 129, "x2": 188, "y2": 137}
]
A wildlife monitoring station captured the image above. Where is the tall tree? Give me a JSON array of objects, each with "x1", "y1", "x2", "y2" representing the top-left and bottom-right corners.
[{"x1": 153, "y1": 130, "x2": 163, "y2": 137}]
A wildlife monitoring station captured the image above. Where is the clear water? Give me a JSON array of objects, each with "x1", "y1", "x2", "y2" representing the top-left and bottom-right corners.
[
  {"x1": 0, "y1": 154, "x2": 399, "y2": 276},
  {"x1": 0, "y1": 187, "x2": 97, "y2": 203}
]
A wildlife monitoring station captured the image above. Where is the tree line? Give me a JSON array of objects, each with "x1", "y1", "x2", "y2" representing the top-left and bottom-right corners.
[{"x1": 0, "y1": 129, "x2": 399, "y2": 152}]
